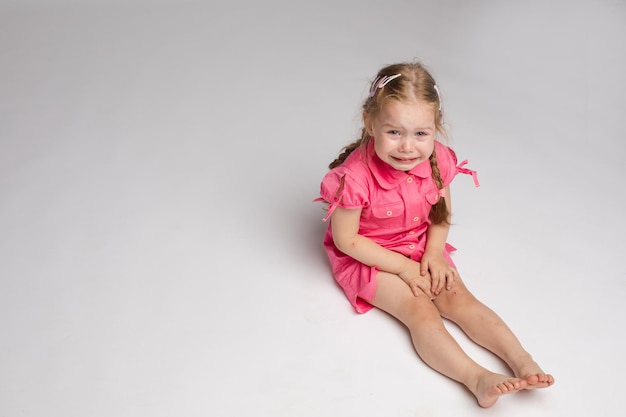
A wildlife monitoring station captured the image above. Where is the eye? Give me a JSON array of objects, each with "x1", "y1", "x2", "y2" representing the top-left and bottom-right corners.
[
  {"x1": 388, "y1": 130, "x2": 400, "y2": 135},
  {"x1": 416, "y1": 131, "x2": 427, "y2": 137}
]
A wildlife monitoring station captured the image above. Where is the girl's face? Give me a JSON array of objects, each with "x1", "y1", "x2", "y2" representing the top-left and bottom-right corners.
[{"x1": 365, "y1": 99, "x2": 436, "y2": 171}]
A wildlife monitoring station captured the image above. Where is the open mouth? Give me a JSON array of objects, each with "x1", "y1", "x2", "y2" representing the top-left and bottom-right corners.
[{"x1": 392, "y1": 156, "x2": 418, "y2": 164}]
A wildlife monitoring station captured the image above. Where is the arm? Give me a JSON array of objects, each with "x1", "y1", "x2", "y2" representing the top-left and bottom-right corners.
[
  {"x1": 330, "y1": 205, "x2": 434, "y2": 298},
  {"x1": 420, "y1": 185, "x2": 458, "y2": 295}
]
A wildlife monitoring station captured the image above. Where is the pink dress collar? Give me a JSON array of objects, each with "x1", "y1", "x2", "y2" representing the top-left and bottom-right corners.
[{"x1": 365, "y1": 141, "x2": 433, "y2": 190}]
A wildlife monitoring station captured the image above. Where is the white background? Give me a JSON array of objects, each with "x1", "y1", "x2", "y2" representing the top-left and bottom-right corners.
[{"x1": 1, "y1": 0, "x2": 625, "y2": 416}]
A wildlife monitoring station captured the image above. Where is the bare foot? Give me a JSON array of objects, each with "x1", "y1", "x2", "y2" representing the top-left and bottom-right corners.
[
  {"x1": 521, "y1": 370, "x2": 555, "y2": 389},
  {"x1": 512, "y1": 357, "x2": 555, "y2": 389},
  {"x1": 471, "y1": 372, "x2": 527, "y2": 408}
]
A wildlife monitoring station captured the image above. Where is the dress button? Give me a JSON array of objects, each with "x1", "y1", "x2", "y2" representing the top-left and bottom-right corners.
[
  {"x1": 413, "y1": 216, "x2": 419, "y2": 222},
  {"x1": 409, "y1": 230, "x2": 415, "y2": 235},
  {"x1": 407, "y1": 177, "x2": 413, "y2": 183},
  {"x1": 386, "y1": 210, "x2": 393, "y2": 216},
  {"x1": 409, "y1": 244, "x2": 415, "y2": 250}
]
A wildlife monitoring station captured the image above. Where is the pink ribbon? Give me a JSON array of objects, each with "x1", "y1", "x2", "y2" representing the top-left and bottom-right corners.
[{"x1": 456, "y1": 160, "x2": 480, "y2": 187}]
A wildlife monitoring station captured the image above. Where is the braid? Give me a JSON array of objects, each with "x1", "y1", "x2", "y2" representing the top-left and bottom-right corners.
[
  {"x1": 328, "y1": 128, "x2": 370, "y2": 169},
  {"x1": 428, "y1": 148, "x2": 450, "y2": 224}
]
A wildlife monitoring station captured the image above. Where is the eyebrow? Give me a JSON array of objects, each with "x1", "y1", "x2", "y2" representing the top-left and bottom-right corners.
[{"x1": 381, "y1": 122, "x2": 433, "y2": 131}]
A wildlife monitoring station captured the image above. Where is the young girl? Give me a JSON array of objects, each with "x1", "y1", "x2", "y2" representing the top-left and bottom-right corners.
[{"x1": 317, "y1": 62, "x2": 554, "y2": 408}]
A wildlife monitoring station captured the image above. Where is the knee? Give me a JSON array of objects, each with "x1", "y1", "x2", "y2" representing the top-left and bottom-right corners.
[
  {"x1": 399, "y1": 298, "x2": 442, "y2": 328},
  {"x1": 434, "y1": 285, "x2": 477, "y2": 319}
]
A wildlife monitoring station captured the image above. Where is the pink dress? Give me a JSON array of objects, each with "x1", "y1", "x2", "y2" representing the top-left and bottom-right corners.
[{"x1": 318, "y1": 141, "x2": 479, "y2": 313}]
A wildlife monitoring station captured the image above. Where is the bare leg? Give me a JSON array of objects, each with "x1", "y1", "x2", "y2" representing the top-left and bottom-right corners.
[
  {"x1": 371, "y1": 272, "x2": 526, "y2": 407},
  {"x1": 433, "y1": 278, "x2": 555, "y2": 389}
]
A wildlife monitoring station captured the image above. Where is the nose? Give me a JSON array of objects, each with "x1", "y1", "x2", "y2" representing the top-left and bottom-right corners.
[{"x1": 398, "y1": 137, "x2": 413, "y2": 153}]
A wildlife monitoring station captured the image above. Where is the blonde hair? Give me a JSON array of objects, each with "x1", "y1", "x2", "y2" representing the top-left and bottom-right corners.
[{"x1": 328, "y1": 62, "x2": 449, "y2": 224}]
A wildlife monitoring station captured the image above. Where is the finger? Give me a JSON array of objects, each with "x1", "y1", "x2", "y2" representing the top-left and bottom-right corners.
[
  {"x1": 420, "y1": 261, "x2": 428, "y2": 276},
  {"x1": 431, "y1": 271, "x2": 441, "y2": 295},
  {"x1": 435, "y1": 272, "x2": 446, "y2": 295},
  {"x1": 416, "y1": 280, "x2": 432, "y2": 298},
  {"x1": 416, "y1": 284, "x2": 431, "y2": 298},
  {"x1": 410, "y1": 283, "x2": 421, "y2": 297},
  {"x1": 445, "y1": 271, "x2": 456, "y2": 290},
  {"x1": 420, "y1": 271, "x2": 434, "y2": 298}
]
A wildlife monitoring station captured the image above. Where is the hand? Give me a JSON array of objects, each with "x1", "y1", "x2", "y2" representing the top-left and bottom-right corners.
[
  {"x1": 420, "y1": 251, "x2": 457, "y2": 296},
  {"x1": 398, "y1": 259, "x2": 435, "y2": 299}
]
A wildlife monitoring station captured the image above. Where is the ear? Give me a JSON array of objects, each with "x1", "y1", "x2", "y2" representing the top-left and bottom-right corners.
[{"x1": 363, "y1": 111, "x2": 374, "y2": 136}]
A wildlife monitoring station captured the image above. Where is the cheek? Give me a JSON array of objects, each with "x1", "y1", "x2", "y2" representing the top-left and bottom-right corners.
[
  {"x1": 373, "y1": 138, "x2": 390, "y2": 155},
  {"x1": 373, "y1": 142, "x2": 386, "y2": 159},
  {"x1": 420, "y1": 140, "x2": 435, "y2": 156}
]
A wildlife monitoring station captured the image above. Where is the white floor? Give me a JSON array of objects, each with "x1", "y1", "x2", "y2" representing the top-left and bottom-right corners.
[{"x1": 1, "y1": 0, "x2": 625, "y2": 416}]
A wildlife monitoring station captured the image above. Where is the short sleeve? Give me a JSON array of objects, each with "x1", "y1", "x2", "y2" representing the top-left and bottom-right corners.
[
  {"x1": 435, "y1": 142, "x2": 480, "y2": 188},
  {"x1": 435, "y1": 142, "x2": 459, "y2": 187},
  {"x1": 318, "y1": 167, "x2": 369, "y2": 221}
]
